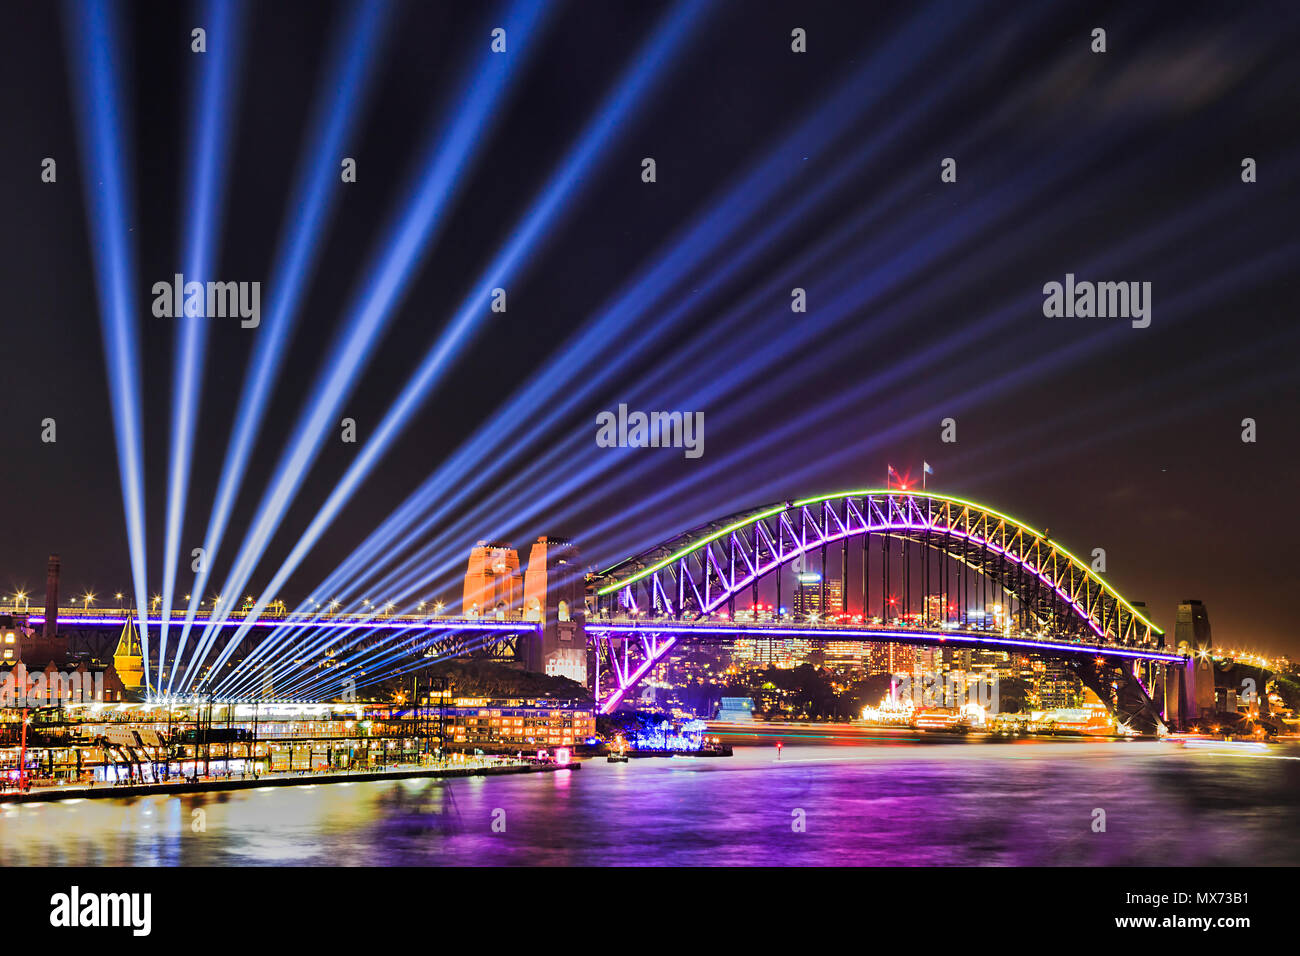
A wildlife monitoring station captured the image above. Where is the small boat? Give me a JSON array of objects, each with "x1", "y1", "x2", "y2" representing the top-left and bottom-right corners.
[{"x1": 606, "y1": 754, "x2": 629, "y2": 763}]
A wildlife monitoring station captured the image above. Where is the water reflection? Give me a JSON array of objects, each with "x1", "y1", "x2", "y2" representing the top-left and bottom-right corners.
[{"x1": 3, "y1": 741, "x2": 1298, "y2": 865}]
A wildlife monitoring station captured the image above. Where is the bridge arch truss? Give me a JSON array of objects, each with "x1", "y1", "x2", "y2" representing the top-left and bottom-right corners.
[{"x1": 588, "y1": 490, "x2": 1168, "y2": 715}]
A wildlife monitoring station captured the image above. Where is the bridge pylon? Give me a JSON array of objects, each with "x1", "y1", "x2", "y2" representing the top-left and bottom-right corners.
[{"x1": 521, "y1": 536, "x2": 587, "y2": 684}]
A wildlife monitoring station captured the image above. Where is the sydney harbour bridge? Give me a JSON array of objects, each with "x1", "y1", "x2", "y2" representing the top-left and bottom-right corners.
[{"x1": 24, "y1": 489, "x2": 1241, "y2": 736}]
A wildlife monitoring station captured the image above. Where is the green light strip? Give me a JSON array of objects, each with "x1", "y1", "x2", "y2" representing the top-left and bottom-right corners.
[{"x1": 594, "y1": 488, "x2": 1162, "y2": 634}]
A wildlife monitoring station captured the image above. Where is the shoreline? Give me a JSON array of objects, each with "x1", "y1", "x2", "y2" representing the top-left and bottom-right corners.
[
  {"x1": 708, "y1": 720, "x2": 1142, "y2": 744},
  {"x1": 1, "y1": 759, "x2": 579, "y2": 805}
]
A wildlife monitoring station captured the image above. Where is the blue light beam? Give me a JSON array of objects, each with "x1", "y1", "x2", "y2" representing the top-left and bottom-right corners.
[
  {"x1": 158, "y1": 0, "x2": 246, "y2": 691},
  {"x1": 63, "y1": 0, "x2": 151, "y2": 690}
]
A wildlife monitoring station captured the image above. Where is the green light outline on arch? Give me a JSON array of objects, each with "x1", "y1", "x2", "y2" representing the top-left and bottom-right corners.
[{"x1": 594, "y1": 488, "x2": 1162, "y2": 635}]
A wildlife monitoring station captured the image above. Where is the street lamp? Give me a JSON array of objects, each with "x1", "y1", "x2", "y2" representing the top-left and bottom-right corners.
[
  {"x1": 116, "y1": 592, "x2": 123, "y2": 609},
  {"x1": 82, "y1": 592, "x2": 95, "y2": 611}
]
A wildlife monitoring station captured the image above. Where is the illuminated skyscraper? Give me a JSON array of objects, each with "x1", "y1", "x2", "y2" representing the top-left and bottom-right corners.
[
  {"x1": 792, "y1": 572, "x2": 842, "y2": 618},
  {"x1": 1038, "y1": 659, "x2": 1081, "y2": 709}
]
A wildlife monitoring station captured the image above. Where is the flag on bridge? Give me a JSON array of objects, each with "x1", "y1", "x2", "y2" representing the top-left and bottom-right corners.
[
  {"x1": 887, "y1": 464, "x2": 901, "y2": 488},
  {"x1": 923, "y1": 461, "x2": 933, "y2": 489}
]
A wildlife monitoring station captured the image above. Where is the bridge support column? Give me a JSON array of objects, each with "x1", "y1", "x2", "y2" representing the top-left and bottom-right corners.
[
  {"x1": 1192, "y1": 653, "x2": 1217, "y2": 721},
  {"x1": 522, "y1": 537, "x2": 587, "y2": 684},
  {"x1": 1164, "y1": 658, "x2": 1197, "y2": 731}
]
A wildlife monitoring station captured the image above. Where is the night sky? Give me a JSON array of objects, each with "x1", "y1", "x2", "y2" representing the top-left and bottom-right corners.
[{"x1": 1, "y1": 1, "x2": 1297, "y2": 655}]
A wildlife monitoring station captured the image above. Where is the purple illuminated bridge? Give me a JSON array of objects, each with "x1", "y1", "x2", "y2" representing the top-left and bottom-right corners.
[{"x1": 586, "y1": 489, "x2": 1191, "y2": 733}]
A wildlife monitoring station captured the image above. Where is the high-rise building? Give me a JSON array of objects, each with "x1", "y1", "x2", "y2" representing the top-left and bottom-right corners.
[
  {"x1": 925, "y1": 593, "x2": 952, "y2": 624},
  {"x1": 866, "y1": 642, "x2": 892, "y2": 674},
  {"x1": 462, "y1": 541, "x2": 521, "y2": 619},
  {"x1": 1038, "y1": 659, "x2": 1081, "y2": 709},
  {"x1": 792, "y1": 571, "x2": 842, "y2": 618},
  {"x1": 886, "y1": 643, "x2": 912, "y2": 675},
  {"x1": 823, "y1": 641, "x2": 869, "y2": 664}
]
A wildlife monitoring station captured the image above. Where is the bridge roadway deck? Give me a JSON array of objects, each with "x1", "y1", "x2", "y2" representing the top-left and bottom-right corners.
[
  {"x1": 14, "y1": 609, "x2": 528, "y2": 631},
  {"x1": 586, "y1": 619, "x2": 1186, "y2": 663},
  {"x1": 8, "y1": 608, "x2": 1186, "y2": 663}
]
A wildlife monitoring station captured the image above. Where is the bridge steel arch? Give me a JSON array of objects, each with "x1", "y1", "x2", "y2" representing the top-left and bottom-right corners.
[{"x1": 588, "y1": 489, "x2": 1172, "y2": 725}]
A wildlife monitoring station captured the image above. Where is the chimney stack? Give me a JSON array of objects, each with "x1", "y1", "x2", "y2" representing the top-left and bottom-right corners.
[{"x1": 44, "y1": 554, "x2": 60, "y2": 640}]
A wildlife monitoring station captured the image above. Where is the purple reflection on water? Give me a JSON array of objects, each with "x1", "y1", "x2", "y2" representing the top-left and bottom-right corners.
[{"x1": 3, "y1": 741, "x2": 1297, "y2": 865}]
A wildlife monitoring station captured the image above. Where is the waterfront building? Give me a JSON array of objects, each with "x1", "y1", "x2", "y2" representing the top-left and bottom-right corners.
[
  {"x1": 440, "y1": 697, "x2": 594, "y2": 749},
  {"x1": 0, "y1": 700, "x2": 448, "y2": 786},
  {"x1": 1, "y1": 614, "x2": 129, "y2": 707}
]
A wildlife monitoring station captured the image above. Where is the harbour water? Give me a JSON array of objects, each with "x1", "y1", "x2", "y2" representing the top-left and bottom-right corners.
[{"x1": 4, "y1": 740, "x2": 1298, "y2": 866}]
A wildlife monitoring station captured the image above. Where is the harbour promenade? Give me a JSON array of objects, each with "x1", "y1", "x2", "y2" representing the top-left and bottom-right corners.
[{"x1": 0, "y1": 753, "x2": 578, "y2": 804}]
